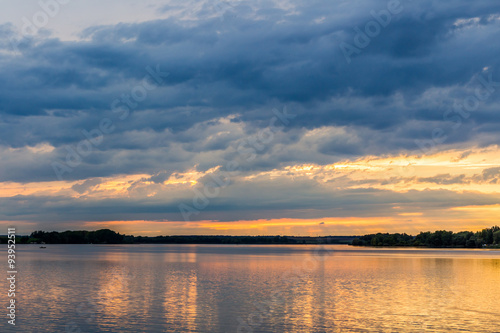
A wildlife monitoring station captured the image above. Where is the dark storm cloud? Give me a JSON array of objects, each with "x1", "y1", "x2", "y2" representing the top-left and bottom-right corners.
[{"x1": 1, "y1": 0, "x2": 500, "y2": 183}]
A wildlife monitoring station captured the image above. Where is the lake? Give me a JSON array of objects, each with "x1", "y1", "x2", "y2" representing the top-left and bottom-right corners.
[{"x1": 2, "y1": 244, "x2": 500, "y2": 332}]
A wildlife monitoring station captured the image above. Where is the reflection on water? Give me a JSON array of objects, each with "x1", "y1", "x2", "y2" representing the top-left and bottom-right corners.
[{"x1": 1, "y1": 244, "x2": 500, "y2": 332}]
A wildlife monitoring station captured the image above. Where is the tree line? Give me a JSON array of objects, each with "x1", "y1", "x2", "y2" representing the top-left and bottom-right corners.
[
  {"x1": 3, "y1": 227, "x2": 499, "y2": 247},
  {"x1": 351, "y1": 226, "x2": 500, "y2": 247},
  {"x1": 0, "y1": 229, "x2": 354, "y2": 245}
]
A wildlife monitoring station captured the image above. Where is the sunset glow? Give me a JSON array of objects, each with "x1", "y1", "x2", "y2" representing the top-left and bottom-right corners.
[{"x1": 3, "y1": 145, "x2": 499, "y2": 235}]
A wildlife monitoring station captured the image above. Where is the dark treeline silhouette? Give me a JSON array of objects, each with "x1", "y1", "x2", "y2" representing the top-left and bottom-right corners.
[
  {"x1": 4, "y1": 227, "x2": 499, "y2": 247},
  {"x1": 351, "y1": 226, "x2": 500, "y2": 248},
  {"x1": 30, "y1": 229, "x2": 125, "y2": 244},
  {"x1": 1, "y1": 229, "x2": 355, "y2": 245}
]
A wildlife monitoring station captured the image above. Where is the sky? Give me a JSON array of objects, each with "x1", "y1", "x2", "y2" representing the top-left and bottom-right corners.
[{"x1": 1, "y1": 0, "x2": 500, "y2": 236}]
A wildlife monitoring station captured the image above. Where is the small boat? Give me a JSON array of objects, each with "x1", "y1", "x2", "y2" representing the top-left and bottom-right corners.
[{"x1": 40, "y1": 246, "x2": 46, "y2": 249}]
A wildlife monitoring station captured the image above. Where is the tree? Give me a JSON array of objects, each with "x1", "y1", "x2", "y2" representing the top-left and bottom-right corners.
[{"x1": 493, "y1": 230, "x2": 500, "y2": 245}]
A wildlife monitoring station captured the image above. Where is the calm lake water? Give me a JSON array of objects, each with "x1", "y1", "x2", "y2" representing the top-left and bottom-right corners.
[{"x1": 2, "y1": 244, "x2": 500, "y2": 332}]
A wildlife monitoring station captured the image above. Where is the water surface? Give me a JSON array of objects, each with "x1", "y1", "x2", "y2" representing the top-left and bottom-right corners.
[{"x1": 2, "y1": 244, "x2": 500, "y2": 332}]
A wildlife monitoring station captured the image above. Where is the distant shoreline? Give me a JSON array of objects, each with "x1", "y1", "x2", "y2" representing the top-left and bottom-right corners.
[
  {"x1": 1, "y1": 226, "x2": 499, "y2": 248},
  {"x1": 351, "y1": 226, "x2": 500, "y2": 249},
  {"x1": 0, "y1": 230, "x2": 356, "y2": 245}
]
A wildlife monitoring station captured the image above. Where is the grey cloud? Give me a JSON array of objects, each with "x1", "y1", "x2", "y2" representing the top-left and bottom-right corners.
[
  {"x1": 418, "y1": 174, "x2": 469, "y2": 185},
  {"x1": 71, "y1": 178, "x2": 103, "y2": 194}
]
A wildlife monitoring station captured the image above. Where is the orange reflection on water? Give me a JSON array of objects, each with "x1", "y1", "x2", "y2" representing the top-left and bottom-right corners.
[
  {"x1": 11, "y1": 244, "x2": 500, "y2": 332},
  {"x1": 163, "y1": 267, "x2": 199, "y2": 332}
]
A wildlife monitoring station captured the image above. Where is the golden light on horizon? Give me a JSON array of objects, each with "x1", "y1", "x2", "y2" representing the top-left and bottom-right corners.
[{"x1": 2, "y1": 145, "x2": 500, "y2": 235}]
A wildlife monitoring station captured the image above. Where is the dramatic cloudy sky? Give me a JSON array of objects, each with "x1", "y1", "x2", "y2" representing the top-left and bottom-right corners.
[{"x1": 1, "y1": 0, "x2": 500, "y2": 236}]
